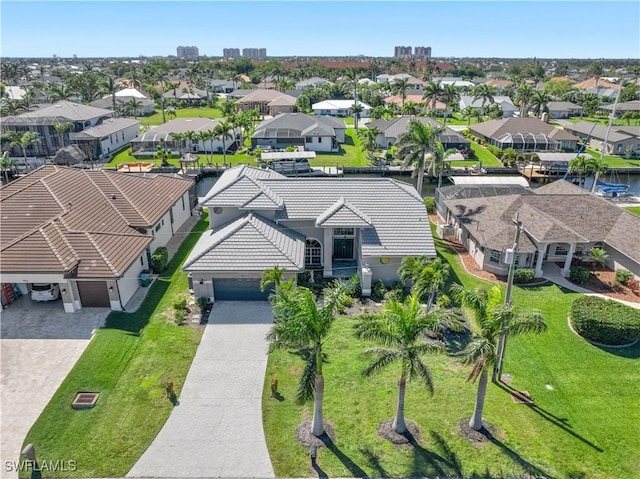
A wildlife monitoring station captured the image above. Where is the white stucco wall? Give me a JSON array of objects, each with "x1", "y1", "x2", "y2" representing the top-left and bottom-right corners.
[
  {"x1": 364, "y1": 256, "x2": 403, "y2": 286},
  {"x1": 304, "y1": 136, "x2": 336, "y2": 152},
  {"x1": 171, "y1": 191, "x2": 192, "y2": 232},
  {"x1": 99, "y1": 123, "x2": 140, "y2": 157},
  {"x1": 147, "y1": 210, "x2": 173, "y2": 252},
  {"x1": 117, "y1": 252, "x2": 149, "y2": 308}
]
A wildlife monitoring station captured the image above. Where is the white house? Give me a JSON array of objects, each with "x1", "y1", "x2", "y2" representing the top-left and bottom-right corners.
[{"x1": 312, "y1": 99, "x2": 372, "y2": 117}]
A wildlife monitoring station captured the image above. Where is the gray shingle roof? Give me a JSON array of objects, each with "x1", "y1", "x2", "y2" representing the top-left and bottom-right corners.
[
  {"x1": 315, "y1": 196, "x2": 373, "y2": 228},
  {"x1": 253, "y1": 113, "x2": 345, "y2": 139},
  {"x1": 69, "y1": 118, "x2": 139, "y2": 139},
  {"x1": 12, "y1": 100, "x2": 113, "y2": 121},
  {"x1": 562, "y1": 122, "x2": 637, "y2": 142},
  {"x1": 182, "y1": 213, "x2": 305, "y2": 272},
  {"x1": 469, "y1": 118, "x2": 579, "y2": 142},
  {"x1": 370, "y1": 116, "x2": 468, "y2": 145}
]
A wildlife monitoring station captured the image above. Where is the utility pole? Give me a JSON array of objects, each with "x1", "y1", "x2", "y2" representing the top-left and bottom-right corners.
[{"x1": 493, "y1": 212, "x2": 523, "y2": 382}]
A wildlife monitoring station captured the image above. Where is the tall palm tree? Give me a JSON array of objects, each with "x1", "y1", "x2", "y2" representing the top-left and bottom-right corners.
[
  {"x1": 357, "y1": 126, "x2": 380, "y2": 161},
  {"x1": 450, "y1": 284, "x2": 546, "y2": 431},
  {"x1": 0, "y1": 151, "x2": 18, "y2": 184},
  {"x1": 515, "y1": 84, "x2": 534, "y2": 118},
  {"x1": 396, "y1": 120, "x2": 445, "y2": 194},
  {"x1": 530, "y1": 90, "x2": 551, "y2": 119},
  {"x1": 431, "y1": 142, "x2": 459, "y2": 188},
  {"x1": 440, "y1": 84, "x2": 459, "y2": 124},
  {"x1": 402, "y1": 101, "x2": 421, "y2": 117},
  {"x1": 568, "y1": 155, "x2": 590, "y2": 187},
  {"x1": 461, "y1": 106, "x2": 475, "y2": 125},
  {"x1": 52, "y1": 121, "x2": 73, "y2": 149},
  {"x1": 267, "y1": 279, "x2": 355, "y2": 437},
  {"x1": 472, "y1": 84, "x2": 496, "y2": 114},
  {"x1": 172, "y1": 132, "x2": 185, "y2": 156},
  {"x1": 3, "y1": 131, "x2": 40, "y2": 166},
  {"x1": 422, "y1": 80, "x2": 443, "y2": 114},
  {"x1": 126, "y1": 98, "x2": 143, "y2": 117},
  {"x1": 354, "y1": 293, "x2": 444, "y2": 434},
  {"x1": 391, "y1": 78, "x2": 410, "y2": 110},
  {"x1": 587, "y1": 156, "x2": 608, "y2": 194},
  {"x1": 213, "y1": 121, "x2": 233, "y2": 165},
  {"x1": 49, "y1": 84, "x2": 74, "y2": 102},
  {"x1": 100, "y1": 75, "x2": 119, "y2": 113},
  {"x1": 350, "y1": 103, "x2": 364, "y2": 130}
]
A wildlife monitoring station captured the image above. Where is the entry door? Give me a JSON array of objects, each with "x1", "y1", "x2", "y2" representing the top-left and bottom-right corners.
[{"x1": 333, "y1": 239, "x2": 354, "y2": 259}]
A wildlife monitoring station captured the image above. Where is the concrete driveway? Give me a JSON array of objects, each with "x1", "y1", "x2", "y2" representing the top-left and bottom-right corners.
[
  {"x1": 0, "y1": 296, "x2": 108, "y2": 479},
  {"x1": 128, "y1": 301, "x2": 275, "y2": 478}
]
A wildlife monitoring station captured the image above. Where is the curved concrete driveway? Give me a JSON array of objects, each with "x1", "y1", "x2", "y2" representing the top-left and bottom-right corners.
[{"x1": 128, "y1": 301, "x2": 275, "y2": 478}]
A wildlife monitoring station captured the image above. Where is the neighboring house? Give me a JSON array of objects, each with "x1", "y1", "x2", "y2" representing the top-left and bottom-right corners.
[
  {"x1": 436, "y1": 179, "x2": 640, "y2": 278},
  {"x1": 573, "y1": 77, "x2": 618, "y2": 90},
  {"x1": 183, "y1": 165, "x2": 435, "y2": 300},
  {"x1": 235, "y1": 89, "x2": 297, "y2": 116},
  {"x1": 0, "y1": 101, "x2": 138, "y2": 160},
  {"x1": 130, "y1": 117, "x2": 238, "y2": 155},
  {"x1": 312, "y1": 99, "x2": 372, "y2": 117},
  {"x1": 91, "y1": 96, "x2": 155, "y2": 116},
  {"x1": 295, "y1": 77, "x2": 333, "y2": 89},
  {"x1": 546, "y1": 101, "x2": 583, "y2": 119},
  {"x1": 468, "y1": 118, "x2": 579, "y2": 151},
  {"x1": 459, "y1": 95, "x2": 518, "y2": 117},
  {"x1": 384, "y1": 93, "x2": 449, "y2": 115},
  {"x1": 602, "y1": 100, "x2": 640, "y2": 116},
  {"x1": 0, "y1": 165, "x2": 194, "y2": 312},
  {"x1": 367, "y1": 115, "x2": 470, "y2": 150},
  {"x1": 208, "y1": 79, "x2": 236, "y2": 94},
  {"x1": 252, "y1": 113, "x2": 345, "y2": 152},
  {"x1": 562, "y1": 121, "x2": 640, "y2": 156},
  {"x1": 481, "y1": 79, "x2": 514, "y2": 93},
  {"x1": 376, "y1": 73, "x2": 424, "y2": 89},
  {"x1": 435, "y1": 77, "x2": 475, "y2": 88}
]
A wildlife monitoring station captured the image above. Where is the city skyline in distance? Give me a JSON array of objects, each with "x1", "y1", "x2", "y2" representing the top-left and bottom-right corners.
[{"x1": 1, "y1": 1, "x2": 639, "y2": 59}]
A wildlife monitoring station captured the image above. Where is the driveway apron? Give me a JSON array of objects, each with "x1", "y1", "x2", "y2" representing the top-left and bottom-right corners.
[{"x1": 127, "y1": 301, "x2": 275, "y2": 478}]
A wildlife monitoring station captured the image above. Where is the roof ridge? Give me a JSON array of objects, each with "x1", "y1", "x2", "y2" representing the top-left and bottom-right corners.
[
  {"x1": 85, "y1": 232, "x2": 119, "y2": 275},
  {"x1": 519, "y1": 201, "x2": 588, "y2": 242},
  {"x1": 51, "y1": 220, "x2": 80, "y2": 266},
  {"x1": 39, "y1": 225, "x2": 72, "y2": 271},
  {"x1": 99, "y1": 170, "x2": 147, "y2": 224},
  {"x1": 248, "y1": 214, "x2": 300, "y2": 265},
  {"x1": 85, "y1": 171, "x2": 137, "y2": 226},
  {"x1": 183, "y1": 215, "x2": 252, "y2": 268}
]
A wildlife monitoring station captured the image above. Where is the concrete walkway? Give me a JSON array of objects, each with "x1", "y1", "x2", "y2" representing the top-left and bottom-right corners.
[
  {"x1": 127, "y1": 301, "x2": 275, "y2": 478},
  {"x1": 542, "y1": 263, "x2": 640, "y2": 309},
  {"x1": 166, "y1": 214, "x2": 200, "y2": 262}
]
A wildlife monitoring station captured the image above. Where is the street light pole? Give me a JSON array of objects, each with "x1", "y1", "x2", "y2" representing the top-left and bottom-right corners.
[{"x1": 493, "y1": 212, "x2": 523, "y2": 382}]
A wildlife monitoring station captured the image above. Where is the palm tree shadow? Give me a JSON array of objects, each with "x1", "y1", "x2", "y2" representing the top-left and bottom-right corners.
[
  {"x1": 318, "y1": 435, "x2": 368, "y2": 477},
  {"x1": 404, "y1": 430, "x2": 462, "y2": 477},
  {"x1": 477, "y1": 427, "x2": 557, "y2": 479},
  {"x1": 358, "y1": 446, "x2": 388, "y2": 477},
  {"x1": 496, "y1": 382, "x2": 604, "y2": 452}
]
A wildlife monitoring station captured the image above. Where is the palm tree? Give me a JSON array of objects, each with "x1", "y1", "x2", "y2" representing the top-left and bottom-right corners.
[
  {"x1": 587, "y1": 247, "x2": 609, "y2": 274},
  {"x1": 472, "y1": 84, "x2": 496, "y2": 115},
  {"x1": 398, "y1": 256, "x2": 450, "y2": 310},
  {"x1": 52, "y1": 121, "x2": 73, "y2": 149},
  {"x1": 440, "y1": 84, "x2": 459, "y2": 124},
  {"x1": 568, "y1": 155, "x2": 590, "y2": 187},
  {"x1": 401, "y1": 101, "x2": 421, "y2": 117},
  {"x1": 530, "y1": 90, "x2": 551, "y2": 119},
  {"x1": 450, "y1": 283, "x2": 546, "y2": 431},
  {"x1": 391, "y1": 78, "x2": 410, "y2": 110},
  {"x1": 0, "y1": 151, "x2": 18, "y2": 183},
  {"x1": 357, "y1": 126, "x2": 380, "y2": 161},
  {"x1": 350, "y1": 103, "x2": 364, "y2": 130},
  {"x1": 154, "y1": 141, "x2": 171, "y2": 167},
  {"x1": 461, "y1": 106, "x2": 475, "y2": 125},
  {"x1": 353, "y1": 293, "x2": 444, "y2": 434},
  {"x1": 100, "y1": 75, "x2": 118, "y2": 113},
  {"x1": 260, "y1": 265, "x2": 286, "y2": 292},
  {"x1": 267, "y1": 279, "x2": 355, "y2": 437},
  {"x1": 515, "y1": 84, "x2": 534, "y2": 118},
  {"x1": 422, "y1": 81, "x2": 443, "y2": 114},
  {"x1": 214, "y1": 121, "x2": 233, "y2": 165},
  {"x1": 126, "y1": 98, "x2": 143, "y2": 117},
  {"x1": 3, "y1": 131, "x2": 40, "y2": 166},
  {"x1": 395, "y1": 120, "x2": 445, "y2": 194},
  {"x1": 588, "y1": 156, "x2": 608, "y2": 194},
  {"x1": 49, "y1": 84, "x2": 74, "y2": 102},
  {"x1": 431, "y1": 142, "x2": 459, "y2": 188}
]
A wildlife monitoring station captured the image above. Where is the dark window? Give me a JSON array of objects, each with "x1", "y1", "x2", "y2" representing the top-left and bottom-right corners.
[{"x1": 305, "y1": 239, "x2": 322, "y2": 266}]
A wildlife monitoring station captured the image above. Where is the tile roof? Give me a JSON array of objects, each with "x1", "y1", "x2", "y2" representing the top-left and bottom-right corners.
[
  {"x1": 469, "y1": 118, "x2": 579, "y2": 142},
  {"x1": 12, "y1": 100, "x2": 113, "y2": 121},
  {"x1": 69, "y1": 118, "x2": 140, "y2": 139},
  {"x1": 315, "y1": 196, "x2": 373, "y2": 228},
  {"x1": 182, "y1": 213, "x2": 305, "y2": 272},
  {"x1": 573, "y1": 78, "x2": 618, "y2": 90},
  {"x1": 200, "y1": 165, "x2": 284, "y2": 209},
  {"x1": 562, "y1": 122, "x2": 638, "y2": 142},
  {"x1": 369, "y1": 116, "x2": 468, "y2": 144},
  {"x1": 235, "y1": 89, "x2": 297, "y2": 104},
  {"x1": 1, "y1": 166, "x2": 193, "y2": 278},
  {"x1": 252, "y1": 113, "x2": 345, "y2": 139}
]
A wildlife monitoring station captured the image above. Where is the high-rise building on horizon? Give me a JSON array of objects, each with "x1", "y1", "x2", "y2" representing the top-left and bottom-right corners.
[
  {"x1": 414, "y1": 46, "x2": 432, "y2": 60},
  {"x1": 242, "y1": 47, "x2": 267, "y2": 59},
  {"x1": 176, "y1": 45, "x2": 199, "y2": 58},
  {"x1": 223, "y1": 48, "x2": 241, "y2": 59},
  {"x1": 394, "y1": 46, "x2": 412, "y2": 59}
]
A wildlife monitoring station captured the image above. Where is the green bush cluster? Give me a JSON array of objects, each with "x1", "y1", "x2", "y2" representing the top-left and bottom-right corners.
[
  {"x1": 571, "y1": 296, "x2": 640, "y2": 345},
  {"x1": 513, "y1": 268, "x2": 535, "y2": 284},
  {"x1": 172, "y1": 297, "x2": 187, "y2": 311},
  {"x1": 615, "y1": 269, "x2": 634, "y2": 285},
  {"x1": 424, "y1": 197, "x2": 436, "y2": 213},
  {"x1": 569, "y1": 265, "x2": 590, "y2": 285},
  {"x1": 371, "y1": 280, "x2": 387, "y2": 301},
  {"x1": 151, "y1": 247, "x2": 168, "y2": 273}
]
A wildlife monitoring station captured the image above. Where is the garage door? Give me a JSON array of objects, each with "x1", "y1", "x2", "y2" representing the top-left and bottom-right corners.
[
  {"x1": 77, "y1": 281, "x2": 110, "y2": 307},
  {"x1": 213, "y1": 278, "x2": 270, "y2": 301}
]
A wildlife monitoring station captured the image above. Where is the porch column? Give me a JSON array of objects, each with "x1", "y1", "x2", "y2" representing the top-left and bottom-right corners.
[
  {"x1": 323, "y1": 228, "x2": 333, "y2": 277},
  {"x1": 60, "y1": 281, "x2": 78, "y2": 313},
  {"x1": 561, "y1": 243, "x2": 576, "y2": 277},
  {"x1": 534, "y1": 243, "x2": 546, "y2": 278}
]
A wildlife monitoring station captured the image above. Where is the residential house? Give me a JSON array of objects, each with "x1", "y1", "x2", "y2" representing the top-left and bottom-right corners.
[
  {"x1": 436, "y1": 179, "x2": 640, "y2": 278},
  {"x1": 459, "y1": 95, "x2": 518, "y2": 118},
  {"x1": 481, "y1": 79, "x2": 514, "y2": 93},
  {"x1": 235, "y1": 89, "x2": 297, "y2": 116},
  {"x1": 295, "y1": 77, "x2": 333, "y2": 90},
  {"x1": 312, "y1": 99, "x2": 372, "y2": 117},
  {"x1": 546, "y1": 101, "x2": 583, "y2": 119},
  {"x1": 468, "y1": 118, "x2": 579, "y2": 151},
  {"x1": 602, "y1": 100, "x2": 640, "y2": 117},
  {"x1": 435, "y1": 77, "x2": 476, "y2": 89},
  {"x1": 376, "y1": 73, "x2": 424, "y2": 90},
  {"x1": 573, "y1": 77, "x2": 618, "y2": 91},
  {"x1": 0, "y1": 101, "x2": 139, "y2": 160},
  {"x1": 562, "y1": 121, "x2": 640, "y2": 156},
  {"x1": 130, "y1": 117, "x2": 238, "y2": 156},
  {"x1": 384, "y1": 92, "x2": 449, "y2": 115},
  {"x1": 252, "y1": 113, "x2": 345, "y2": 152},
  {"x1": 91, "y1": 96, "x2": 155, "y2": 117},
  {"x1": 366, "y1": 116, "x2": 470, "y2": 150},
  {"x1": 183, "y1": 165, "x2": 435, "y2": 300},
  {"x1": 0, "y1": 165, "x2": 194, "y2": 312}
]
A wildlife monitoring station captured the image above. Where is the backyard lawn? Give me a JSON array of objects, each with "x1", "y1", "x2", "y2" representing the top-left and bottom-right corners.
[
  {"x1": 262, "y1": 226, "x2": 640, "y2": 478},
  {"x1": 20, "y1": 215, "x2": 209, "y2": 478},
  {"x1": 625, "y1": 206, "x2": 640, "y2": 216},
  {"x1": 139, "y1": 107, "x2": 222, "y2": 126},
  {"x1": 583, "y1": 148, "x2": 640, "y2": 169},
  {"x1": 469, "y1": 142, "x2": 503, "y2": 167}
]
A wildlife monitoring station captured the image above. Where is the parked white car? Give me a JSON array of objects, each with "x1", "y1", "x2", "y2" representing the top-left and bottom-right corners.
[{"x1": 30, "y1": 283, "x2": 60, "y2": 302}]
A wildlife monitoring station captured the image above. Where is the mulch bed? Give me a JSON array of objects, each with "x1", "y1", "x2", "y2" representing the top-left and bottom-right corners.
[
  {"x1": 458, "y1": 417, "x2": 505, "y2": 447},
  {"x1": 295, "y1": 420, "x2": 336, "y2": 449},
  {"x1": 581, "y1": 269, "x2": 640, "y2": 303},
  {"x1": 376, "y1": 419, "x2": 422, "y2": 445}
]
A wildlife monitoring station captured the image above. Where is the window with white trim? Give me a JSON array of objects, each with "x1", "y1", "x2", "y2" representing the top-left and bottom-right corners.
[
  {"x1": 305, "y1": 239, "x2": 322, "y2": 266},
  {"x1": 555, "y1": 245, "x2": 568, "y2": 256},
  {"x1": 489, "y1": 250, "x2": 501, "y2": 263}
]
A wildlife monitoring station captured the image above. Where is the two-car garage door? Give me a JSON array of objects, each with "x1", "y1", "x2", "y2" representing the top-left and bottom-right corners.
[{"x1": 213, "y1": 278, "x2": 270, "y2": 301}]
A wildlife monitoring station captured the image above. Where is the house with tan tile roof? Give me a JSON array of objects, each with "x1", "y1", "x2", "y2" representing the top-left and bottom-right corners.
[
  {"x1": 468, "y1": 118, "x2": 579, "y2": 151},
  {"x1": 235, "y1": 89, "x2": 297, "y2": 116},
  {"x1": 0, "y1": 166, "x2": 194, "y2": 312},
  {"x1": 183, "y1": 165, "x2": 435, "y2": 300},
  {"x1": 436, "y1": 180, "x2": 640, "y2": 278}
]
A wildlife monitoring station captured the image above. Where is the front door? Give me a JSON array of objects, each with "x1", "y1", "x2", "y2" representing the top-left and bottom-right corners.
[{"x1": 333, "y1": 238, "x2": 354, "y2": 259}]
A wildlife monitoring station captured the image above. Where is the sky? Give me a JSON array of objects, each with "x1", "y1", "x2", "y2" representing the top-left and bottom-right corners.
[{"x1": 1, "y1": 1, "x2": 639, "y2": 59}]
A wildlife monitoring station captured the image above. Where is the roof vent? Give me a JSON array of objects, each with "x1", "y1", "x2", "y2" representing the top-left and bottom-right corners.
[{"x1": 111, "y1": 194, "x2": 116, "y2": 200}]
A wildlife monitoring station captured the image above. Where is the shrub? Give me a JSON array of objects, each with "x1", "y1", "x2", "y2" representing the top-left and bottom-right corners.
[
  {"x1": 615, "y1": 269, "x2": 634, "y2": 285},
  {"x1": 571, "y1": 296, "x2": 640, "y2": 345},
  {"x1": 372, "y1": 280, "x2": 387, "y2": 301},
  {"x1": 627, "y1": 278, "x2": 639, "y2": 292},
  {"x1": 436, "y1": 293, "x2": 451, "y2": 308},
  {"x1": 569, "y1": 265, "x2": 590, "y2": 285},
  {"x1": 174, "y1": 308, "x2": 188, "y2": 325},
  {"x1": 196, "y1": 296, "x2": 210, "y2": 310},
  {"x1": 151, "y1": 247, "x2": 168, "y2": 273},
  {"x1": 513, "y1": 268, "x2": 535, "y2": 284},
  {"x1": 424, "y1": 197, "x2": 436, "y2": 213},
  {"x1": 172, "y1": 297, "x2": 187, "y2": 311}
]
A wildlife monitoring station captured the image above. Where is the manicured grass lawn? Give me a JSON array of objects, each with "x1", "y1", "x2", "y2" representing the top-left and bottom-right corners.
[
  {"x1": 583, "y1": 148, "x2": 640, "y2": 169},
  {"x1": 314, "y1": 129, "x2": 369, "y2": 167},
  {"x1": 262, "y1": 225, "x2": 640, "y2": 478},
  {"x1": 20, "y1": 216, "x2": 209, "y2": 478},
  {"x1": 568, "y1": 116, "x2": 638, "y2": 127},
  {"x1": 140, "y1": 107, "x2": 222, "y2": 126},
  {"x1": 469, "y1": 142, "x2": 503, "y2": 167},
  {"x1": 625, "y1": 206, "x2": 640, "y2": 216}
]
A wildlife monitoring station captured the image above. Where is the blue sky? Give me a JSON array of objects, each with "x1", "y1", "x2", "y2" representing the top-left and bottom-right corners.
[{"x1": 1, "y1": 1, "x2": 639, "y2": 59}]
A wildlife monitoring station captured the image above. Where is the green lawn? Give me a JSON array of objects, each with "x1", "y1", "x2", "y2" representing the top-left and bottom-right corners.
[
  {"x1": 469, "y1": 142, "x2": 503, "y2": 168},
  {"x1": 262, "y1": 225, "x2": 640, "y2": 478},
  {"x1": 625, "y1": 206, "x2": 640, "y2": 216},
  {"x1": 583, "y1": 148, "x2": 640, "y2": 169},
  {"x1": 568, "y1": 116, "x2": 638, "y2": 127},
  {"x1": 20, "y1": 216, "x2": 209, "y2": 478},
  {"x1": 314, "y1": 129, "x2": 369, "y2": 167},
  {"x1": 139, "y1": 107, "x2": 222, "y2": 126}
]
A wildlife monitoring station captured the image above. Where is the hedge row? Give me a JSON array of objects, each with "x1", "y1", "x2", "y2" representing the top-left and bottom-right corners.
[{"x1": 571, "y1": 296, "x2": 640, "y2": 346}]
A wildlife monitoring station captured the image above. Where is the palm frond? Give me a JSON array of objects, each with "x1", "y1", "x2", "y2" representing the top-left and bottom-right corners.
[
  {"x1": 507, "y1": 311, "x2": 547, "y2": 336},
  {"x1": 296, "y1": 347, "x2": 317, "y2": 404},
  {"x1": 362, "y1": 348, "x2": 402, "y2": 377},
  {"x1": 413, "y1": 358, "x2": 435, "y2": 395}
]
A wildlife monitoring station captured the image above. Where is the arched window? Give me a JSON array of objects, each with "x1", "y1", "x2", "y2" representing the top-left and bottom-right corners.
[{"x1": 305, "y1": 239, "x2": 322, "y2": 266}]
